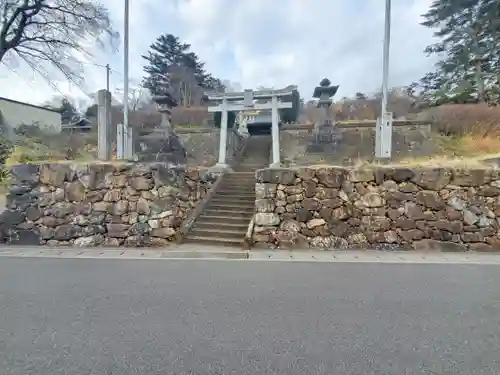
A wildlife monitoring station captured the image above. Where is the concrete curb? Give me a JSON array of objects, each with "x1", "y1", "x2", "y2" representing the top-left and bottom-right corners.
[
  {"x1": 0, "y1": 247, "x2": 249, "y2": 260},
  {"x1": 248, "y1": 250, "x2": 500, "y2": 264},
  {"x1": 2, "y1": 246, "x2": 500, "y2": 264}
]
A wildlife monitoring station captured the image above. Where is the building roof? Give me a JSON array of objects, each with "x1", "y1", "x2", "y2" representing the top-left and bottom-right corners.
[{"x1": 0, "y1": 96, "x2": 62, "y2": 113}]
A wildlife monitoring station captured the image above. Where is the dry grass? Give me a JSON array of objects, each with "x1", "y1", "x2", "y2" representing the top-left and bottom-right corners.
[
  {"x1": 419, "y1": 104, "x2": 500, "y2": 137},
  {"x1": 305, "y1": 156, "x2": 498, "y2": 170},
  {"x1": 436, "y1": 134, "x2": 500, "y2": 156},
  {"x1": 302, "y1": 133, "x2": 500, "y2": 170},
  {"x1": 2, "y1": 124, "x2": 101, "y2": 167},
  {"x1": 376, "y1": 156, "x2": 498, "y2": 169}
]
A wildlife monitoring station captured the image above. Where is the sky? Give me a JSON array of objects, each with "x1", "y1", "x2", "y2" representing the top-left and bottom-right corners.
[{"x1": 0, "y1": 0, "x2": 437, "y2": 109}]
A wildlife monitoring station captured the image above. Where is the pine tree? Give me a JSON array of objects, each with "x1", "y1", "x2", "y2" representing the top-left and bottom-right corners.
[
  {"x1": 59, "y1": 99, "x2": 78, "y2": 124},
  {"x1": 141, "y1": 33, "x2": 224, "y2": 102},
  {"x1": 413, "y1": 0, "x2": 500, "y2": 104}
]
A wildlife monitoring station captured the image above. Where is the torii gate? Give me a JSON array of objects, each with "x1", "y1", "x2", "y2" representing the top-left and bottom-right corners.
[{"x1": 207, "y1": 87, "x2": 296, "y2": 169}]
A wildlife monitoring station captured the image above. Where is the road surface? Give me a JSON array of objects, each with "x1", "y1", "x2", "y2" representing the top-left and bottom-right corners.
[{"x1": 1, "y1": 258, "x2": 499, "y2": 374}]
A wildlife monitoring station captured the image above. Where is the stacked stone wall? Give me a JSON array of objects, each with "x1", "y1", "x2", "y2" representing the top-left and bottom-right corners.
[
  {"x1": 254, "y1": 166, "x2": 500, "y2": 252},
  {"x1": 0, "y1": 163, "x2": 219, "y2": 247}
]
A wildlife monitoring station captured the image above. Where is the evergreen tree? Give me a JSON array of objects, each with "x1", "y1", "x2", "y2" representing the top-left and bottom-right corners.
[
  {"x1": 84, "y1": 104, "x2": 98, "y2": 118},
  {"x1": 141, "y1": 33, "x2": 224, "y2": 102},
  {"x1": 411, "y1": 0, "x2": 500, "y2": 105},
  {"x1": 59, "y1": 99, "x2": 78, "y2": 124}
]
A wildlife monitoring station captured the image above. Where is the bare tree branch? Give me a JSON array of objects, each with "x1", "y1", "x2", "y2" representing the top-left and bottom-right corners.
[
  {"x1": 0, "y1": 0, "x2": 119, "y2": 85},
  {"x1": 168, "y1": 65, "x2": 204, "y2": 106}
]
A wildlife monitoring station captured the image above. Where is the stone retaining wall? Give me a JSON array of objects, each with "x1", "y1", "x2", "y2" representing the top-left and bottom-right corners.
[
  {"x1": 280, "y1": 125, "x2": 436, "y2": 166},
  {"x1": 0, "y1": 163, "x2": 219, "y2": 247},
  {"x1": 178, "y1": 129, "x2": 245, "y2": 166},
  {"x1": 253, "y1": 167, "x2": 500, "y2": 251}
]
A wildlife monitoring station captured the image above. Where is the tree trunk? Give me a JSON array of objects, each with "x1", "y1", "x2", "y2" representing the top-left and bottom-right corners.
[
  {"x1": 475, "y1": 59, "x2": 486, "y2": 102},
  {"x1": 0, "y1": 45, "x2": 6, "y2": 63}
]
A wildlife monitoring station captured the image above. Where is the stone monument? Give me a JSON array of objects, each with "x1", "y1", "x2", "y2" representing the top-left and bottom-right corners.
[
  {"x1": 307, "y1": 78, "x2": 341, "y2": 153},
  {"x1": 236, "y1": 111, "x2": 250, "y2": 137},
  {"x1": 136, "y1": 95, "x2": 187, "y2": 164}
]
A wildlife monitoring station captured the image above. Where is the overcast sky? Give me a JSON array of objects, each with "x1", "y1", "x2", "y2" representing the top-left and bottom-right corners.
[{"x1": 0, "y1": 0, "x2": 437, "y2": 107}]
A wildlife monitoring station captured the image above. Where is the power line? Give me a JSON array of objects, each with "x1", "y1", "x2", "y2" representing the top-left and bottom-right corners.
[
  {"x1": 78, "y1": 60, "x2": 123, "y2": 76},
  {"x1": 2, "y1": 58, "x2": 129, "y2": 106}
]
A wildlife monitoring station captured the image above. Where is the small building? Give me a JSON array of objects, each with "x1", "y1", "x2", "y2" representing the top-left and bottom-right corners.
[{"x1": 0, "y1": 97, "x2": 62, "y2": 135}]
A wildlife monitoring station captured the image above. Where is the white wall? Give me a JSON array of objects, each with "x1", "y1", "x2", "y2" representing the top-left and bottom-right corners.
[{"x1": 0, "y1": 99, "x2": 62, "y2": 135}]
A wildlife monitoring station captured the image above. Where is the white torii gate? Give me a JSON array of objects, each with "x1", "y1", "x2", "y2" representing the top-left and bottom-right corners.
[{"x1": 207, "y1": 87, "x2": 295, "y2": 169}]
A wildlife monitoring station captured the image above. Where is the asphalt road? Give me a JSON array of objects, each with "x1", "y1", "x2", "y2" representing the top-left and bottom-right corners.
[{"x1": 1, "y1": 259, "x2": 500, "y2": 374}]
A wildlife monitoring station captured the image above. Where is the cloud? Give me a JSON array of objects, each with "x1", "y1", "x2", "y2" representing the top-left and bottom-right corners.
[{"x1": 0, "y1": 0, "x2": 438, "y2": 107}]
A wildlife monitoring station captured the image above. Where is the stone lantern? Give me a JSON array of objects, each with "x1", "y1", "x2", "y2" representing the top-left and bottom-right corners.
[
  {"x1": 313, "y1": 78, "x2": 339, "y2": 125},
  {"x1": 136, "y1": 95, "x2": 186, "y2": 164},
  {"x1": 152, "y1": 95, "x2": 176, "y2": 134},
  {"x1": 307, "y1": 78, "x2": 341, "y2": 152}
]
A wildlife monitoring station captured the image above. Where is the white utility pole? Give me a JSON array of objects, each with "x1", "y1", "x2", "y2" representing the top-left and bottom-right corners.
[
  {"x1": 122, "y1": 0, "x2": 130, "y2": 159},
  {"x1": 375, "y1": 0, "x2": 393, "y2": 158}
]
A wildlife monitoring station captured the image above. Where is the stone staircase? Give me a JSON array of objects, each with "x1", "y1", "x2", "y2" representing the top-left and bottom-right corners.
[{"x1": 183, "y1": 136, "x2": 271, "y2": 247}]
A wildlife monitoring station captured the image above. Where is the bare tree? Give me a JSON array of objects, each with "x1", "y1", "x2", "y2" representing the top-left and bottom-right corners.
[
  {"x1": 0, "y1": 0, "x2": 118, "y2": 84},
  {"x1": 168, "y1": 65, "x2": 204, "y2": 106},
  {"x1": 116, "y1": 83, "x2": 154, "y2": 112},
  {"x1": 129, "y1": 86, "x2": 153, "y2": 112}
]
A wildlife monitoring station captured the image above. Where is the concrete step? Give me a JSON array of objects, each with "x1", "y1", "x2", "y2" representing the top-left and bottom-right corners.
[
  {"x1": 213, "y1": 192, "x2": 255, "y2": 198},
  {"x1": 204, "y1": 205, "x2": 254, "y2": 212},
  {"x1": 215, "y1": 191, "x2": 255, "y2": 197},
  {"x1": 196, "y1": 215, "x2": 250, "y2": 224},
  {"x1": 218, "y1": 186, "x2": 255, "y2": 192},
  {"x1": 220, "y1": 180, "x2": 255, "y2": 184},
  {"x1": 225, "y1": 172, "x2": 255, "y2": 176},
  {"x1": 222, "y1": 177, "x2": 257, "y2": 185},
  {"x1": 227, "y1": 172, "x2": 254, "y2": 175},
  {"x1": 183, "y1": 236, "x2": 243, "y2": 247},
  {"x1": 210, "y1": 197, "x2": 255, "y2": 204},
  {"x1": 220, "y1": 182, "x2": 255, "y2": 187},
  {"x1": 222, "y1": 179, "x2": 255, "y2": 184},
  {"x1": 234, "y1": 166, "x2": 266, "y2": 170},
  {"x1": 224, "y1": 174, "x2": 255, "y2": 178},
  {"x1": 190, "y1": 228, "x2": 246, "y2": 239},
  {"x1": 220, "y1": 179, "x2": 255, "y2": 184},
  {"x1": 194, "y1": 221, "x2": 249, "y2": 231},
  {"x1": 224, "y1": 174, "x2": 255, "y2": 179},
  {"x1": 236, "y1": 165, "x2": 266, "y2": 167},
  {"x1": 209, "y1": 195, "x2": 255, "y2": 202},
  {"x1": 214, "y1": 191, "x2": 255, "y2": 196},
  {"x1": 201, "y1": 209, "x2": 253, "y2": 218},
  {"x1": 205, "y1": 205, "x2": 254, "y2": 213},
  {"x1": 206, "y1": 200, "x2": 254, "y2": 208}
]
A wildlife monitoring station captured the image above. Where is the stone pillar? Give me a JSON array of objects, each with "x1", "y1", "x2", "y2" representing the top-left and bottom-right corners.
[
  {"x1": 97, "y1": 89, "x2": 111, "y2": 160},
  {"x1": 270, "y1": 95, "x2": 280, "y2": 167},
  {"x1": 216, "y1": 99, "x2": 228, "y2": 167}
]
